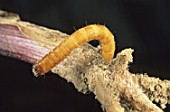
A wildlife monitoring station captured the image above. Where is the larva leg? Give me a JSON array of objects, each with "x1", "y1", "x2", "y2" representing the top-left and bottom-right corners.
[{"x1": 33, "y1": 24, "x2": 116, "y2": 76}]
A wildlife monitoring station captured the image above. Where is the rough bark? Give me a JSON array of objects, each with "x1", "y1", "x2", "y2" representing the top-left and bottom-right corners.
[{"x1": 0, "y1": 10, "x2": 169, "y2": 112}]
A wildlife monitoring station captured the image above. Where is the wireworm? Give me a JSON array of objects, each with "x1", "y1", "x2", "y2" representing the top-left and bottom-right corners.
[{"x1": 33, "y1": 24, "x2": 115, "y2": 76}]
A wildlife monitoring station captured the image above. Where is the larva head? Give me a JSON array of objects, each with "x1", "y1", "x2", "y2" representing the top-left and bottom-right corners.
[{"x1": 32, "y1": 64, "x2": 45, "y2": 77}]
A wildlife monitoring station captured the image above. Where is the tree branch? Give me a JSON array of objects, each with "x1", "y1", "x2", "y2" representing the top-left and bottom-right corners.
[{"x1": 0, "y1": 10, "x2": 169, "y2": 112}]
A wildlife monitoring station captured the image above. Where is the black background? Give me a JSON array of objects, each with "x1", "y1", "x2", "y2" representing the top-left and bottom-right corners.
[{"x1": 0, "y1": 0, "x2": 170, "y2": 112}]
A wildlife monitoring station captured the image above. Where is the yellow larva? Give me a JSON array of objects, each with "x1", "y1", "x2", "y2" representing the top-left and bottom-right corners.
[{"x1": 33, "y1": 24, "x2": 115, "y2": 75}]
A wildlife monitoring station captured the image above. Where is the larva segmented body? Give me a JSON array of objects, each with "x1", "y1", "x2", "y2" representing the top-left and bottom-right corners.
[{"x1": 33, "y1": 24, "x2": 115, "y2": 76}]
